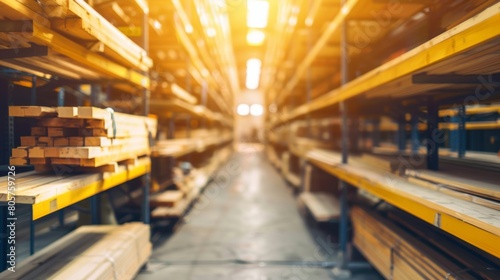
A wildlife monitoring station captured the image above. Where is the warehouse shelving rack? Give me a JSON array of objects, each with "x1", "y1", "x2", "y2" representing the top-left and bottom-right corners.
[
  {"x1": 0, "y1": 1, "x2": 154, "y2": 272},
  {"x1": 265, "y1": 0, "x2": 500, "y2": 272}
]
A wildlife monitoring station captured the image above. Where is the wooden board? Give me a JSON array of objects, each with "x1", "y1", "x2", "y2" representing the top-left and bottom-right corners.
[
  {"x1": 307, "y1": 149, "x2": 500, "y2": 242},
  {"x1": 352, "y1": 206, "x2": 478, "y2": 280},
  {"x1": 0, "y1": 223, "x2": 151, "y2": 280},
  {"x1": 9, "y1": 106, "x2": 157, "y2": 168},
  {"x1": 300, "y1": 192, "x2": 340, "y2": 222},
  {"x1": 151, "y1": 199, "x2": 189, "y2": 218},
  {"x1": 406, "y1": 168, "x2": 500, "y2": 200},
  {"x1": 150, "y1": 190, "x2": 184, "y2": 207}
]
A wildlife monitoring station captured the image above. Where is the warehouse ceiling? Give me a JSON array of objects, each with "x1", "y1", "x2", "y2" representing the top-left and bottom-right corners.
[{"x1": 143, "y1": 0, "x2": 495, "y2": 113}]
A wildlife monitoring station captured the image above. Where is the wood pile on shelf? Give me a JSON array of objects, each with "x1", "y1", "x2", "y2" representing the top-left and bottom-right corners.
[
  {"x1": 0, "y1": 157, "x2": 150, "y2": 211},
  {"x1": 0, "y1": 223, "x2": 151, "y2": 280},
  {"x1": 152, "y1": 131, "x2": 232, "y2": 158},
  {"x1": 351, "y1": 206, "x2": 495, "y2": 280},
  {"x1": 299, "y1": 192, "x2": 340, "y2": 222},
  {"x1": 406, "y1": 166, "x2": 500, "y2": 211},
  {"x1": 151, "y1": 146, "x2": 232, "y2": 219},
  {"x1": 8, "y1": 106, "x2": 157, "y2": 172}
]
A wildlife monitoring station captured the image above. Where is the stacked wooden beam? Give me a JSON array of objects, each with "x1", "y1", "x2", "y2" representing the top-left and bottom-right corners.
[
  {"x1": 151, "y1": 146, "x2": 232, "y2": 219},
  {"x1": 9, "y1": 106, "x2": 157, "y2": 171},
  {"x1": 299, "y1": 192, "x2": 340, "y2": 222},
  {"x1": 406, "y1": 166, "x2": 500, "y2": 211},
  {"x1": 351, "y1": 206, "x2": 483, "y2": 280},
  {"x1": 0, "y1": 223, "x2": 151, "y2": 280}
]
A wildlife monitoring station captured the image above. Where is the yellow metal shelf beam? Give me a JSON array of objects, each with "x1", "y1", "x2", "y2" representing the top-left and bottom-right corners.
[
  {"x1": 32, "y1": 160, "x2": 150, "y2": 220},
  {"x1": 308, "y1": 157, "x2": 500, "y2": 258},
  {"x1": 273, "y1": 3, "x2": 500, "y2": 128}
]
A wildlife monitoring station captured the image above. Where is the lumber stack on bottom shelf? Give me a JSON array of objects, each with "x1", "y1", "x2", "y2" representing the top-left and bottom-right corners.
[
  {"x1": 351, "y1": 207, "x2": 489, "y2": 280},
  {"x1": 8, "y1": 106, "x2": 157, "y2": 170},
  {"x1": 299, "y1": 192, "x2": 340, "y2": 222},
  {"x1": 152, "y1": 146, "x2": 232, "y2": 219},
  {"x1": 0, "y1": 223, "x2": 151, "y2": 280}
]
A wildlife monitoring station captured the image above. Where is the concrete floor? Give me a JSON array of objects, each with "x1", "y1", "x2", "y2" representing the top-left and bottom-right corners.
[{"x1": 138, "y1": 147, "x2": 382, "y2": 280}]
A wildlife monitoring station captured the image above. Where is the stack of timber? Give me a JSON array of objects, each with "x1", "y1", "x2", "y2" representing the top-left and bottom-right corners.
[
  {"x1": 151, "y1": 146, "x2": 232, "y2": 219},
  {"x1": 9, "y1": 106, "x2": 157, "y2": 171},
  {"x1": 0, "y1": 223, "x2": 151, "y2": 280},
  {"x1": 152, "y1": 131, "x2": 232, "y2": 158},
  {"x1": 299, "y1": 192, "x2": 340, "y2": 222},
  {"x1": 0, "y1": 157, "x2": 150, "y2": 214},
  {"x1": 352, "y1": 206, "x2": 492, "y2": 280},
  {"x1": 406, "y1": 164, "x2": 500, "y2": 211}
]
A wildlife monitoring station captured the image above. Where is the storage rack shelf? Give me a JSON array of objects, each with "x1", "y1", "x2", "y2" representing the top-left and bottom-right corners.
[
  {"x1": 270, "y1": 3, "x2": 500, "y2": 127},
  {"x1": 265, "y1": 0, "x2": 500, "y2": 271},
  {"x1": 0, "y1": 0, "x2": 235, "y2": 275}
]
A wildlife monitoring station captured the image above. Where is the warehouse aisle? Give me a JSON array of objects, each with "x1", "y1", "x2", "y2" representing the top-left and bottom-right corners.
[{"x1": 138, "y1": 145, "x2": 378, "y2": 280}]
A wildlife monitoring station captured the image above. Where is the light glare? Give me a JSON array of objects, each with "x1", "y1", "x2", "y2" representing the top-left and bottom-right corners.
[
  {"x1": 250, "y1": 104, "x2": 263, "y2": 116},
  {"x1": 247, "y1": 0, "x2": 269, "y2": 28},
  {"x1": 247, "y1": 30, "x2": 266, "y2": 45},
  {"x1": 237, "y1": 104, "x2": 250, "y2": 116}
]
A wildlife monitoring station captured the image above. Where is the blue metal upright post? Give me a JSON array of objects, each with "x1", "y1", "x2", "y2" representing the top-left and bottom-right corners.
[
  {"x1": 142, "y1": 174, "x2": 151, "y2": 224},
  {"x1": 91, "y1": 195, "x2": 101, "y2": 224},
  {"x1": 57, "y1": 87, "x2": 65, "y2": 106},
  {"x1": 339, "y1": 102, "x2": 349, "y2": 256},
  {"x1": 372, "y1": 119, "x2": 380, "y2": 148},
  {"x1": 29, "y1": 210, "x2": 35, "y2": 255},
  {"x1": 397, "y1": 116, "x2": 406, "y2": 152},
  {"x1": 411, "y1": 114, "x2": 419, "y2": 154},
  {"x1": 0, "y1": 205, "x2": 7, "y2": 271},
  {"x1": 426, "y1": 100, "x2": 439, "y2": 170},
  {"x1": 457, "y1": 105, "x2": 466, "y2": 158},
  {"x1": 450, "y1": 115, "x2": 458, "y2": 152},
  {"x1": 339, "y1": 1, "x2": 349, "y2": 263}
]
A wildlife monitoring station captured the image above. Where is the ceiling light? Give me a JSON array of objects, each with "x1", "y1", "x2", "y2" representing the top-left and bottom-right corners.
[
  {"x1": 153, "y1": 19, "x2": 162, "y2": 30},
  {"x1": 247, "y1": 0, "x2": 269, "y2": 28},
  {"x1": 305, "y1": 17, "x2": 313, "y2": 26},
  {"x1": 250, "y1": 104, "x2": 263, "y2": 116},
  {"x1": 237, "y1": 104, "x2": 250, "y2": 116},
  {"x1": 247, "y1": 58, "x2": 262, "y2": 69},
  {"x1": 245, "y1": 58, "x2": 261, "y2": 90},
  {"x1": 185, "y1": 24, "x2": 193, "y2": 33},
  {"x1": 207, "y1": 27, "x2": 216, "y2": 37},
  {"x1": 247, "y1": 30, "x2": 265, "y2": 45},
  {"x1": 341, "y1": 6, "x2": 350, "y2": 15}
]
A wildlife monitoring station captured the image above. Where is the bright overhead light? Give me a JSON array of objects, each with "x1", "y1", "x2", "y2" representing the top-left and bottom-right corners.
[
  {"x1": 237, "y1": 104, "x2": 250, "y2": 116},
  {"x1": 247, "y1": 58, "x2": 262, "y2": 69},
  {"x1": 341, "y1": 6, "x2": 350, "y2": 15},
  {"x1": 247, "y1": 0, "x2": 269, "y2": 28},
  {"x1": 207, "y1": 27, "x2": 216, "y2": 37},
  {"x1": 250, "y1": 104, "x2": 263, "y2": 116},
  {"x1": 305, "y1": 17, "x2": 313, "y2": 26},
  {"x1": 185, "y1": 24, "x2": 193, "y2": 33},
  {"x1": 153, "y1": 19, "x2": 162, "y2": 30},
  {"x1": 246, "y1": 74, "x2": 259, "y2": 89},
  {"x1": 245, "y1": 58, "x2": 261, "y2": 90},
  {"x1": 247, "y1": 30, "x2": 265, "y2": 45}
]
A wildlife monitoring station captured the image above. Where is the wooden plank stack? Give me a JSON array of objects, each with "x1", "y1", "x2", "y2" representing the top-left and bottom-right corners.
[
  {"x1": 0, "y1": 223, "x2": 151, "y2": 280},
  {"x1": 151, "y1": 146, "x2": 232, "y2": 219},
  {"x1": 406, "y1": 166, "x2": 500, "y2": 210},
  {"x1": 299, "y1": 192, "x2": 340, "y2": 222},
  {"x1": 8, "y1": 106, "x2": 157, "y2": 171},
  {"x1": 351, "y1": 206, "x2": 483, "y2": 280}
]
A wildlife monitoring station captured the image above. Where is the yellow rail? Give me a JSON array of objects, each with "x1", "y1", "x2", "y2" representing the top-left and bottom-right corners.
[{"x1": 308, "y1": 156, "x2": 500, "y2": 258}]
